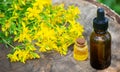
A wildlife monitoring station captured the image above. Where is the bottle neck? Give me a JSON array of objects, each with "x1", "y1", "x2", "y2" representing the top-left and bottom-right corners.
[
  {"x1": 75, "y1": 38, "x2": 86, "y2": 48},
  {"x1": 94, "y1": 30, "x2": 107, "y2": 34},
  {"x1": 75, "y1": 41, "x2": 86, "y2": 48}
]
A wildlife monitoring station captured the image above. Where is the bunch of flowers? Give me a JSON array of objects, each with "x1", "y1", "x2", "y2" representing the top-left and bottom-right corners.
[{"x1": 0, "y1": 0, "x2": 84, "y2": 63}]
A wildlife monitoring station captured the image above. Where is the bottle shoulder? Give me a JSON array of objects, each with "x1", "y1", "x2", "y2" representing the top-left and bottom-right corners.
[
  {"x1": 74, "y1": 44, "x2": 88, "y2": 51},
  {"x1": 90, "y1": 31, "x2": 111, "y2": 37},
  {"x1": 90, "y1": 31, "x2": 111, "y2": 42}
]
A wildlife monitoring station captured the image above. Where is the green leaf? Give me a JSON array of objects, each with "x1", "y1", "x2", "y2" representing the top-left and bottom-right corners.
[{"x1": 30, "y1": 52, "x2": 40, "y2": 58}]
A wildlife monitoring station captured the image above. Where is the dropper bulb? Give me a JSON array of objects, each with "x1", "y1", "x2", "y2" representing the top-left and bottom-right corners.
[
  {"x1": 93, "y1": 7, "x2": 108, "y2": 31},
  {"x1": 97, "y1": 8, "x2": 105, "y2": 20}
]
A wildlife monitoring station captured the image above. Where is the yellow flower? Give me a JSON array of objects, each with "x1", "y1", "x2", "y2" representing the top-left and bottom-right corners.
[
  {"x1": 39, "y1": 47, "x2": 47, "y2": 52},
  {"x1": 0, "y1": 13, "x2": 5, "y2": 18},
  {"x1": 68, "y1": 5, "x2": 80, "y2": 15},
  {"x1": 7, "y1": 50, "x2": 20, "y2": 62},
  {"x1": 18, "y1": 0, "x2": 26, "y2": 5},
  {"x1": 29, "y1": 52, "x2": 40, "y2": 59},
  {"x1": 74, "y1": 7, "x2": 80, "y2": 15},
  {"x1": 26, "y1": 7, "x2": 41, "y2": 20},
  {"x1": 7, "y1": 48, "x2": 40, "y2": 63},
  {"x1": 5, "y1": 21, "x2": 11, "y2": 29},
  {"x1": 2, "y1": 20, "x2": 11, "y2": 31},
  {"x1": 5, "y1": 0, "x2": 84, "y2": 63},
  {"x1": 25, "y1": 43, "x2": 36, "y2": 51},
  {"x1": 12, "y1": 3, "x2": 22, "y2": 10},
  {"x1": 18, "y1": 22, "x2": 32, "y2": 42},
  {"x1": 33, "y1": 0, "x2": 51, "y2": 6}
]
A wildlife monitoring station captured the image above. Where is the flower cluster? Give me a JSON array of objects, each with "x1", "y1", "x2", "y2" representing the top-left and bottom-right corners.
[{"x1": 0, "y1": 0, "x2": 84, "y2": 63}]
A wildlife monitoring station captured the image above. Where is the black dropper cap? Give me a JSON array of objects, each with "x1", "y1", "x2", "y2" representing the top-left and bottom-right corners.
[{"x1": 93, "y1": 8, "x2": 108, "y2": 31}]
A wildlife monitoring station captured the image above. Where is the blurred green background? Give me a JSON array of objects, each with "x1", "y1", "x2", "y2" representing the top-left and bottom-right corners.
[{"x1": 97, "y1": 0, "x2": 120, "y2": 15}]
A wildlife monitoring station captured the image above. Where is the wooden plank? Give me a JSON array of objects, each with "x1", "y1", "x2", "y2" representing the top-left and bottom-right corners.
[{"x1": 0, "y1": 0, "x2": 120, "y2": 72}]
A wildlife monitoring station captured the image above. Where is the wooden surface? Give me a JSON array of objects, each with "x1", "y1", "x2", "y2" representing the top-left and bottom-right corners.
[{"x1": 0, "y1": 0, "x2": 120, "y2": 72}]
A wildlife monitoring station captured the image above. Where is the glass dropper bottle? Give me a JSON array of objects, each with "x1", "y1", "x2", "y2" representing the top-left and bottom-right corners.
[{"x1": 90, "y1": 8, "x2": 111, "y2": 70}]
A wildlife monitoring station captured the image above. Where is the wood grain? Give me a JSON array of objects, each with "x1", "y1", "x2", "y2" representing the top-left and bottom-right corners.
[{"x1": 0, "y1": 0, "x2": 120, "y2": 72}]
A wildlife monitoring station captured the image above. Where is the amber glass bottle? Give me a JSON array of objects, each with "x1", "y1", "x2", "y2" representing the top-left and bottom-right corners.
[
  {"x1": 73, "y1": 38, "x2": 88, "y2": 61},
  {"x1": 90, "y1": 8, "x2": 111, "y2": 69}
]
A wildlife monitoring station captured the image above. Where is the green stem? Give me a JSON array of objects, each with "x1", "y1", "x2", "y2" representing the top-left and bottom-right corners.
[{"x1": 2, "y1": 38, "x2": 15, "y2": 49}]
